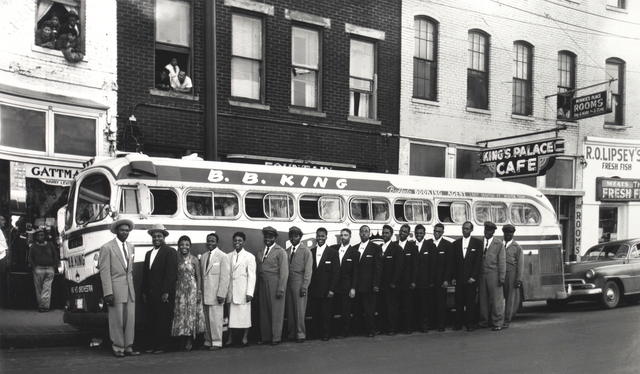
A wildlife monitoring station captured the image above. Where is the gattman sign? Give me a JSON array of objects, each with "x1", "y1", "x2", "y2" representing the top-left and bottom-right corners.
[
  {"x1": 480, "y1": 138, "x2": 565, "y2": 179},
  {"x1": 570, "y1": 91, "x2": 612, "y2": 120}
]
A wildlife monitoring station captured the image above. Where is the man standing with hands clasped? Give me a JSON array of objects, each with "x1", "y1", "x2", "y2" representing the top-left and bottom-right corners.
[
  {"x1": 201, "y1": 233, "x2": 230, "y2": 350},
  {"x1": 285, "y1": 226, "x2": 312, "y2": 343},
  {"x1": 476, "y1": 221, "x2": 506, "y2": 331},
  {"x1": 502, "y1": 224, "x2": 523, "y2": 328},
  {"x1": 99, "y1": 219, "x2": 138, "y2": 358}
]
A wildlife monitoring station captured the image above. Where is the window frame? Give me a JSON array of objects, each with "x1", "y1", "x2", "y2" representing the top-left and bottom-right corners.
[
  {"x1": 291, "y1": 24, "x2": 322, "y2": 111},
  {"x1": 118, "y1": 186, "x2": 142, "y2": 215},
  {"x1": 393, "y1": 199, "x2": 433, "y2": 224},
  {"x1": 148, "y1": 188, "x2": 179, "y2": 217},
  {"x1": 467, "y1": 30, "x2": 489, "y2": 110},
  {"x1": 557, "y1": 51, "x2": 576, "y2": 120},
  {"x1": 513, "y1": 41, "x2": 533, "y2": 116},
  {"x1": 349, "y1": 197, "x2": 390, "y2": 223},
  {"x1": 349, "y1": 37, "x2": 377, "y2": 120},
  {"x1": 607, "y1": 0, "x2": 626, "y2": 9},
  {"x1": 154, "y1": 0, "x2": 194, "y2": 91},
  {"x1": 244, "y1": 192, "x2": 295, "y2": 221},
  {"x1": 473, "y1": 201, "x2": 509, "y2": 225},
  {"x1": 605, "y1": 58, "x2": 624, "y2": 126},
  {"x1": 34, "y1": 0, "x2": 86, "y2": 55},
  {"x1": 510, "y1": 203, "x2": 541, "y2": 226},
  {"x1": 183, "y1": 189, "x2": 241, "y2": 219},
  {"x1": 413, "y1": 17, "x2": 438, "y2": 101},
  {"x1": 231, "y1": 11, "x2": 266, "y2": 103},
  {"x1": 298, "y1": 195, "x2": 344, "y2": 222},
  {"x1": 436, "y1": 200, "x2": 470, "y2": 224}
]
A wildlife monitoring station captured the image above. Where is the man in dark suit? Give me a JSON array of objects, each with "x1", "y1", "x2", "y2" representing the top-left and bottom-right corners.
[
  {"x1": 98, "y1": 219, "x2": 138, "y2": 358},
  {"x1": 142, "y1": 223, "x2": 178, "y2": 354},
  {"x1": 353, "y1": 225, "x2": 382, "y2": 337},
  {"x1": 397, "y1": 224, "x2": 418, "y2": 334},
  {"x1": 477, "y1": 221, "x2": 506, "y2": 331},
  {"x1": 414, "y1": 224, "x2": 432, "y2": 333},
  {"x1": 427, "y1": 223, "x2": 452, "y2": 332},
  {"x1": 378, "y1": 225, "x2": 403, "y2": 335},
  {"x1": 309, "y1": 227, "x2": 340, "y2": 341},
  {"x1": 331, "y1": 228, "x2": 359, "y2": 338},
  {"x1": 285, "y1": 226, "x2": 312, "y2": 343},
  {"x1": 448, "y1": 221, "x2": 483, "y2": 331}
]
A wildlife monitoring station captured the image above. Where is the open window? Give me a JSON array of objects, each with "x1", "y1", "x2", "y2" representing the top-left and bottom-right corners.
[
  {"x1": 394, "y1": 199, "x2": 432, "y2": 223},
  {"x1": 149, "y1": 188, "x2": 178, "y2": 216},
  {"x1": 474, "y1": 202, "x2": 508, "y2": 224},
  {"x1": 245, "y1": 193, "x2": 294, "y2": 220},
  {"x1": 350, "y1": 198, "x2": 389, "y2": 222},
  {"x1": 35, "y1": 0, "x2": 84, "y2": 53},
  {"x1": 119, "y1": 187, "x2": 140, "y2": 215},
  {"x1": 185, "y1": 190, "x2": 239, "y2": 218},
  {"x1": 299, "y1": 195, "x2": 343, "y2": 221},
  {"x1": 155, "y1": 0, "x2": 192, "y2": 91},
  {"x1": 437, "y1": 201, "x2": 469, "y2": 224},
  {"x1": 510, "y1": 203, "x2": 540, "y2": 225}
]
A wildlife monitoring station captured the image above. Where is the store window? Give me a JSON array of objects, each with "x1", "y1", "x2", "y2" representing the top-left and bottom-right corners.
[
  {"x1": 599, "y1": 206, "x2": 617, "y2": 243},
  {"x1": 456, "y1": 148, "x2": 492, "y2": 180},
  {"x1": 557, "y1": 51, "x2": 576, "y2": 120},
  {"x1": 155, "y1": 0, "x2": 192, "y2": 92},
  {"x1": 350, "y1": 39, "x2": 376, "y2": 119},
  {"x1": 231, "y1": 13, "x2": 264, "y2": 101},
  {"x1": 0, "y1": 103, "x2": 98, "y2": 157},
  {"x1": 467, "y1": 30, "x2": 489, "y2": 109},
  {"x1": 414, "y1": 17, "x2": 437, "y2": 101},
  {"x1": 605, "y1": 58, "x2": 624, "y2": 125},
  {"x1": 291, "y1": 26, "x2": 320, "y2": 109},
  {"x1": 545, "y1": 158, "x2": 574, "y2": 189},
  {"x1": 513, "y1": 41, "x2": 533, "y2": 116},
  {"x1": 410, "y1": 143, "x2": 445, "y2": 177},
  {"x1": 35, "y1": 1, "x2": 84, "y2": 53}
]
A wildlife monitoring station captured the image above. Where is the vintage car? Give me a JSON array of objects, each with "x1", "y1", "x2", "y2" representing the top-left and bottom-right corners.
[{"x1": 556, "y1": 238, "x2": 640, "y2": 309}]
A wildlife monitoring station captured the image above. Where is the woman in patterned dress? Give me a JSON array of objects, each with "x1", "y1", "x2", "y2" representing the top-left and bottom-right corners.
[{"x1": 171, "y1": 236, "x2": 206, "y2": 351}]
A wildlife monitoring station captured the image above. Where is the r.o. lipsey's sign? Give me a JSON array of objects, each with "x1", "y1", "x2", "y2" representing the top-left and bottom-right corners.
[{"x1": 480, "y1": 138, "x2": 565, "y2": 179}]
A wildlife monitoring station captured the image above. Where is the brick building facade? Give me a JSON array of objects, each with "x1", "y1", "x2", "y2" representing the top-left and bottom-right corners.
[{"x1": 117, "y1": 0, "x2": 401, "y2": 173}]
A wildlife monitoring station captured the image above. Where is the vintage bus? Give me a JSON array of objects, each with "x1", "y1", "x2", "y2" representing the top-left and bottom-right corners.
[{"x1": 59, "y1": 153, "x2": 566, "y2": 324}]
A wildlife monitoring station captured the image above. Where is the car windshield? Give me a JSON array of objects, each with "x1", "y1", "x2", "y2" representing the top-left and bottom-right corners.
[{"x1": 582, "y1": 244, "x2": 629, "y2": 261}]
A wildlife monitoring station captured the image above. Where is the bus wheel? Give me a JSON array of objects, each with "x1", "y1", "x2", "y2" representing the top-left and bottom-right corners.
[{"x1": 600, "y1": 281, "x2": 620, "y2": 309}]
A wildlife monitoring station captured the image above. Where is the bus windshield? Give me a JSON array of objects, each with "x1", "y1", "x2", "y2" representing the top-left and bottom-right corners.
[{"x1": 75, "y1": 174, "x2": 111, "y2": 226}]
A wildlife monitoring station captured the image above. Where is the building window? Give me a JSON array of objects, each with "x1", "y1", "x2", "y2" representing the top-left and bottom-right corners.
[
  {"x1": 35, "y1": 1, "x2": 84, "y2": 53},
  {"x1": 607, "y1": 0, "x2": 625, "y2": 9},
  {"x1": 605, "y1": 58, "x2": 624, "y2": 125},
  {"x1": 413, "y1": 17, "x2": 437, "y2": 101},
  {"x1": 155, "y1": 0, "x2": 192, "y2": 91},
  {"x1": 513, "y1": 42, "x2": 532, "y2": 116},
  {"x1": 557, "y1": 52, "x2": 575, "y2": 120},
  {"x1": 545, "y1": 158, "x2": 574, "y2": 189},
  {"x1": 467, "y1": 31, "x2": 488, "y2": 109},
  {"x1": 0, "y1": 103, "x2": 97, "y2": 157},
  {"x1": 231, "y1": 13, "x2": 264, "y2": 101},
  {"x1": 409, "y1": 143, "x2": 445, "y2": 177},
  {"x1": 291, "y1": 26, "x2": 320, "y2": 109},
  {"x1": 456, "y1": 148, "x2": 492, "y2": 180},
  {"x1": 349, "y1": 39, "x2": 376, "y2": 119},
  {"x1": 599, "y1": 206, "x2": 617, "y2": 243}
]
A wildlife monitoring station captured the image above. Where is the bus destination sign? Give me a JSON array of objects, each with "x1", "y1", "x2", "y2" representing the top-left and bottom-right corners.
[{"x1": 480, "y1": 137, "x2": 565, "y2": 179}]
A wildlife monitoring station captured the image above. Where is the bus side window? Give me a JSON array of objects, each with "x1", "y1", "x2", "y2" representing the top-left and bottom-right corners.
[
  {"x1": 245, "y1": 193, "x2": 293, "y2": 220},
  {"x1": 186, "y1": 191, "x2": 213, "y2": 216},
  {"x1": 300, "y1": 196, "x2": 343, "y2": 221},
  {"x1": 149, "y1": 189, "x2": 178, "y2": 216},
  {"x1": 511, "y1": 203, "x2": 540, "y2": 225},
  {"x1": 350, "y1": 198, "x2": 370, "y2": 220},
  {"x1": 396, "y1": 200, "x2": 432, "y2": 223},
  {"x1": 438, "y1": 201, "x2": 468, "y2": 223},
  {"x1": 372, "y1": 200, "x2": 389, "y2": 222},
  {"x1": 214, "y1": 193, "x2": 239, "y2": 217},
  {"x1": 474, "y1": 202, "x2": 508, "y2": 224},
  {"x1": 119, "y1": 188, "x2": 140, "y2": 214}
]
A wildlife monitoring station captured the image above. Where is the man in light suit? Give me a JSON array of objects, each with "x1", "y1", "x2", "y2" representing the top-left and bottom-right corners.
[
  {"x1": 448, "y1": 221, "x2": 483, "y2": 331},
  {"x1": 99, "y1": 218, "x2": 138, "y2": 358},
  {"x1": 226, "y1": 231, "x2": 256, "y2": 348},
  {"x1": 142, "y1": 223, "x2": 178, "y2": 353},
  {"x1": 257, "y1": 226, "x2": 289, "y2": 345},
  {"x1": 331, "y1": 228, "x2": 359, "y2": 338},
  {"x1": 477, "y1": 221, "x2": 506, "y2": 331},
  {"x1": 502, "y1": 224, "x2": 523, "y2": 328},
  {"x1": 201, "y1": 233, "x2": 230, "y2": 350},
  {"x1": 353, "y1": 225, "x2": 382, "y2": 337},
  {"x1": 285, "y1": 226, "x2": 312, "y2": 343},
  {"x1": 309, "y1": 227, "x2": 340, "y2": 341}
]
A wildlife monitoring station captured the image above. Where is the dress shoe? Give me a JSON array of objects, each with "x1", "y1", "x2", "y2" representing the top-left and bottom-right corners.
[
  {"x1": 209, "y1": 346, "x2": 221, "y2": 351},
  {"x1": 387, "y1": 332, "x2": 396, "y2": 336},
  {"x1": 475, "y1": 324, "x2": 488, "y2": 329},
  {"x1": 366, "y1": 333, "x2": 375, "y2": 337},
  {"x1": 466, "y1": 327, "x2": 475, "y2": 332},
  {"x1": 491, "y1": 326, "x2": 502, "y2": 331},
  {"x1": 124, "y1": 350, "x2": 140, "y2": 356},
  {"x1": 145, "y1": 349, "x2": 155, "y2": 354},
  {"x1": 153, "y1": 350, "x2": 166, "y2": 354},
  {"x1": 437, "y1": 328, "x2": 445, "y2": 332},
  {"x1": 503, "y1": 323, "x2": 509, "y2": 329},
  {"x1": 322, "y1": 337, "x2": 330, "y2": 341},
  {"x1": 452, "y1": 326, "x2": 462, "y2": 331},
  {"x1": 113, "y1": 351, "x2": 125, "y2": 358},
  {"x1": 238, "y1": 342, "x2": 249, "y2": 348},
  {"x1": 420, "y1": 328, "x2": 429, "y2": 333},
  {"x1": 256, "y1": 341, "x2": 269, "y2": 345},
  {"x1": 335, "y1": 335, "x2": 344, "y2": 339},
  {"x1": 405, "y1": 330, "x2": 413, "y2": 334},
  {"x1": 271, "y1": 341, "x2": 280, "y2": 346},
  {"x1": 296, "y1": 339, "x2": 305, "y2": 343}
]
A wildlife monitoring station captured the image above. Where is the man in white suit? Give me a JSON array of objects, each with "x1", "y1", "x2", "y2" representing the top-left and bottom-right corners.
[
  {"x1": 226, "y1": 231, "x2": 256, "y2": 348},
  {"x1": 99, "y1": 218, "x2": 138, "y2": 358},
  {"x1": 201, "y1": 233, "x2": 230, "y2": 350}
]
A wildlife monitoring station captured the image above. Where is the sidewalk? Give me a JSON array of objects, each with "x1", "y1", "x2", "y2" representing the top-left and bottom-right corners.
[{"x1": 0, "y1": 307, "x2": 105, "y2": 349}]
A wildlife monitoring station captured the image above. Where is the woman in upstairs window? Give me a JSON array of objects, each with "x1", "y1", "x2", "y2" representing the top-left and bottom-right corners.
[
  {"x1": 36, "y1": 21, "x2": 55, "y2": 49},
  {"x1": 49, "y1": 13, "x2": 61, "y2": 42}
]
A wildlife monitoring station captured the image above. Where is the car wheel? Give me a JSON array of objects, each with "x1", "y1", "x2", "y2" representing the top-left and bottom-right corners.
[
  {"x1": 625, "y1": 294, "x2": 640, "y2": 305},
  {"x1": 600, "y1": 280, "x2": 620, "y2": 309}
]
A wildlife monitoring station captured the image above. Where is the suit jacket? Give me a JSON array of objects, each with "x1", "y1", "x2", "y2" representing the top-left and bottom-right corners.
[
  {"x1": 354, "y1": 241, "x2": 383, "y2": 292},
  {"x1": 415, "y1": 240, "x2": 433, "y2": 289},
  {"x1": 428, "y1": 238, "x2": 452, "y2": 285},
  {"x1": 332, "y1": 244, "x2": 359, "y2": 294},
  {"x1": 448, "y1": 236, "x2": 483, "y2": 284},
  {"x1": 398, "y1": 241, "x2": 419, "y2": 289},
  {"x1": 505, "y1": 240, "x2": 524, "y2": 282},
  {"x1": 226, "y1": 249, "x2": 256, "y2": 304},
  {"x1": 142, "y1": 243, "x2": 178, "y2": 301},
  {"x1": 99, "y1": 238, "x2": 135, "y2": 303},
  {"x1": 309, "y1": 245, "x2": 340, "y2": 298},
  {"x1": 201, "y1": 248, "x2": 230, "y2": 305},
  {"x1": 380, "y1": 241, "x2": 403, "y2": 289},
  {"x1": 257, "y1": 243, "x2": 289, "y2": 294},
  {"x1": 481, "y1": 237, "x2": 506, "y2": 282},
  {"x1": 286, "y1": 243, "x2": 312, "y2": 294}
]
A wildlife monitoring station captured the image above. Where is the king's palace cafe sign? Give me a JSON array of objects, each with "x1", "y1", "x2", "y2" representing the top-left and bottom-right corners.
[{"x1": 480, "y1": 138, "x2": 565, "y2": 179}]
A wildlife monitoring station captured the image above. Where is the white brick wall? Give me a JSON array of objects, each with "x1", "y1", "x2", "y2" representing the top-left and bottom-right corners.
[{"x1": 0, "y1": 0, "x2": 118, "y2": 157}]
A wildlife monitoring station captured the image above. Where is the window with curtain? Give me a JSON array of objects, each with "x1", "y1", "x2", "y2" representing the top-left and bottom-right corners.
[
  {"x1": 557, "y1": 52, "x2": 576, "y2": 120},
  {"x1": 232, "y1": 13, "x2": 263, "y2": 101},
  {"x1": 414, "y1": 17, "x2": 437, "y2": 100},
  {"x1": 35, "y1": 1, "x2": 83, "y2": 53},
  {"x1": 349, "y1": 39, "x2": 376, "y2": 118},
  {"x1": 155, "y1": 0, "x2": 191, "y2": 89},
  {"x1": 291, "y1": 26, "x2": 320, "y2": 109},
  {"x1": 513, "y1": 42, "x2": 533, "y2": 116},
  {"x1": 467, "y1": 31, "x2": 488, "y2": 109},
  {"x1": 605, "y1": 58, "x2": 624, "y2": 125}
]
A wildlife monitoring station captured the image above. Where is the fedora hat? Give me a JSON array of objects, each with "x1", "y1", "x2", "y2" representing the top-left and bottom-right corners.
[
  {"x1": 148, "y1": 223, "x2": 169, "y2": 237},
  {"x1": 110, "y1": 219, "x2": 134, "y2": 234}
]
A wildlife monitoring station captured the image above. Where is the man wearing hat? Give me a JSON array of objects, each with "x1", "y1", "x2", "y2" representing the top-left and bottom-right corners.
[
  {"x1": 99, "y1": 219, "x2": 138, "y2": 358},
  {"x1": 285, "y1": 226, "x2": 312, "y2": 343},
  {"x1": 142, "y1": 224, "x2": 178, "y2": 353},
  {"x1": 28, "y1": 228, "x2": 59, "y2": 313},
  {"x1": 477, "y1": 221, "x2": 506, "y2": 331},
  {"x1": 502, "y1": 224, "x2": 523, "y2": 328},
  {"x1": 60, "y1": 10, "x2": 80, "y2": 39},
  {"x1": 257, "y1": 226, "x2": 289, "y2": 345}
]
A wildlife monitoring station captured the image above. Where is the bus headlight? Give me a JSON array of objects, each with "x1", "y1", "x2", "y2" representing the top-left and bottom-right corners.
[{"x1": 586, "y1": 269, "x2": 595, "y2": 279}]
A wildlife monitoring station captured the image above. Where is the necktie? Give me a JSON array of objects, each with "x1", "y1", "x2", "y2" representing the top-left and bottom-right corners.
[
  {"x1": 206, "y1": 250, "x2": 212, "y2": 268},
  {"x1": 290, "y1": 246, "x2": 296, "y2": 263},
  {"x1": 484, "y1": 240, "x2": 488, "y2": 256},
  {"x1": 263, "y1": 246, "x2": 270, "y2": 262},
  {"x1": 122, "y1": 243, "x2": 128, "y2": 268}
]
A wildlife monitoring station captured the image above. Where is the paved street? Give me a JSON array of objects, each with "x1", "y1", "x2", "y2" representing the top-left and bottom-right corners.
[{"x1": 2, "y1": 301, "x2": 639, "y2": 374}]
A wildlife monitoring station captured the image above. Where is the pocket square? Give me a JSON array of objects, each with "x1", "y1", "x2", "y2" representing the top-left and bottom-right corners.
[
  {"x1": 439, "y1": 252, "x2": 444, "y2": 254},
  {"x1": 346, "y1": 259, "x2": 352, "y2": 261},
  {"x1": 325, "y1": 261, "x2": 331, "y2": 264},
  {"x1": 471, "y1": 249, "x2": 476, "y2": 252},
  {"x1": 366, "y1": 254, "x2": 373, "y2": 258},
  {"x1": 386, "y1": 256, "x2": 393, "y2": 258},
  {"x1": 405, "y1": 253, "x2": 411, "y2": 256}
]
